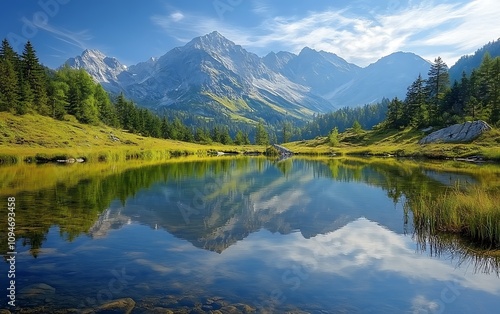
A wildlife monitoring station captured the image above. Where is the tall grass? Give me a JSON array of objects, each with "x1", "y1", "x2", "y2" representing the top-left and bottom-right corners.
[
  {"x1": 0, "y1": 154, "x2": 18, "y2": 165},
  {"x1": 408, "y1": 185, "x2": 500, "y2": 247}
]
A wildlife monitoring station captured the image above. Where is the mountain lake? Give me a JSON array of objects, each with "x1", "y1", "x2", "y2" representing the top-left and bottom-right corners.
[{"x1": 1, "y1": 157, "x2": 499, "y2": 313}]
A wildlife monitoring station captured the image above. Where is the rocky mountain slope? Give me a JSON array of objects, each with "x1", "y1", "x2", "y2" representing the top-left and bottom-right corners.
[{"x1": 65, "y1": 49, "x2": 130, "y2": 93}]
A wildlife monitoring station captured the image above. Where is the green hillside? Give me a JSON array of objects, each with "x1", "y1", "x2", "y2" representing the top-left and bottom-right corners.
[{"x1": 0, "y1": 112, "x2": 264, "y2": 163}]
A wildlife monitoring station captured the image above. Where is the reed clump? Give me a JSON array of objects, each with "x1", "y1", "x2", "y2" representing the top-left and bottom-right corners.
[{"x1": 409, "y1": 185, "x2": 500, "y2": 247}]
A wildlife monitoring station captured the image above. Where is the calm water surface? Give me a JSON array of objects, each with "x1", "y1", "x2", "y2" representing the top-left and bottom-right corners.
[{"x1": 1, "y1": 157, "x2": 499, "y2": 313}]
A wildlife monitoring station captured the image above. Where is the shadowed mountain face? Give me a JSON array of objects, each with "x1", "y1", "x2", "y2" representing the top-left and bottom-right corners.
[{"x1": 64, "y1": 31, "x2": 431, "y2": 123}]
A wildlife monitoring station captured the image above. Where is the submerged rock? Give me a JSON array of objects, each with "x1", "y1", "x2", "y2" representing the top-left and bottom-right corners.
[
  {"x1": 419, "y1": 120, "x2": 492, "y2": 144},
  {"x1": 18, "y1": 283, "x2": 56, "y2": 301},
  {"x1": 94, "y1": 298, "x2": 136, "y2": 314},
  {"x1": 149, "y1": 308, "x2": 174, "y2": 314}
]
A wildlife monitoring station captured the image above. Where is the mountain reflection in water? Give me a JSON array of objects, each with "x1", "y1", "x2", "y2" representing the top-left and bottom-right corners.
[{"x1": 1, "y1": 157, "x2": 499, "y2": 313}]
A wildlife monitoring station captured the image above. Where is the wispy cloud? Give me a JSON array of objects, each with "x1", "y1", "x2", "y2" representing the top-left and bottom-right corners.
[
  {"x1": 47, "y1": 45, "x2": 67, "y2": 58},
  {"x1": 152, "y1": 1, "x2": 500, "y2": 66},
  {"x1": 415, "y1": 0, "x2": 500, "y2": 51},
  {"x1": 32, "y1": 20, "x2": 92, "y2": 50},
  {"x1": 251, "y1": 0, "x2": 273, "y2": 16}
]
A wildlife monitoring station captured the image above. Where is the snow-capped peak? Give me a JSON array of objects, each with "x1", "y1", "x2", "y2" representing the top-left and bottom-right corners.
[
  {"x1": 81, "y1": 49, "x2": 107, "y2": 60},
  {"x1": 65, "y1": 49, "x2": 127, "y2": 86}
]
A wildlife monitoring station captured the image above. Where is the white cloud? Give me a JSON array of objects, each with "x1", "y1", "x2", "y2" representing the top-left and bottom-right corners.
[
  {"x1": 152, "y1": 1, "x2": 500, "y2": 67},
  {"x1": 134, "y1": 258, "x2": 173, "y2": 274},
  {"x1": 221, "y1": 218, "x2": 500, "y2": 295},
  {"x1": 411, "y1": 295, "x2": 440, "y2": 313},
  {"x1": 170, "y1": 11, "x2": 184, "y2": 22}
]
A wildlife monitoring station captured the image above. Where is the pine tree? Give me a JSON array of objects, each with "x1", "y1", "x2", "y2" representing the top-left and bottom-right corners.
[
  {"x1": 18, "y1": 78, "x2": 33, "y2": 114},
  {"x1": 0, "y1": 40, "x2": 21, "y2": 113},
  {"x1": 195, "y1": 127, "x2": 212, "y2": 143},
  {"x1": 329, "y1": 127, "x2": 339, "y2": 146},
  {"x1": 0, "y1": 89, "x2": 6, "y2": 111},
  {"x1": 182, "y1": 126, "x2": 194, "y2": 142},
  {"x1": 255, "y1": 121, "x2": 269, "y2": 145},
  {"x1": 95, "y1": 84, "x2": 118, "y2": 127},
  {"x1": 404, "y1": 74, "x2": 428, "y2": 127},
  {"x1": 161, "y1": 117, "x2": 172, "y2": 139},
  {"x1": 0, "y1": 39, "x2": 20, "y2": 72},
  {"x1": 20, "y1": 41, "x2": 49, "y2": 115},
  {"x1": 281, "y1": 121, "x2": 292, "y2": 143},
  {"x1": 477, "y1": 53, "x2": 493, "y2": 101},
  {"x1": 1, "y1": 39, "x2": 15, "y2": 59},
  {"x1": 234, "y1": 130, "x2": 243, "y2": 145},
  {"x1": 243, "y1": 131, "x2": 250, "y2": 145},
  {"x1": 426, "y1": 57, "x2": 450, "y2": 124},
  {"x1": 56, "y1": 67, "x2": 99, "y2": 124},
  {"x1": 269, "y1": 130, "x2": 277, "y2": 145},
  {"x1": 171, "y1": 117, "x2": 185, "y2": 141},
  {"x1": 386, "y1": 97, "x2": 404, "y2": 128},
  {"x1": 127, "y1": 103, "x2": 140, "y2": 132},
  {"x1": 76, "y1": 69, "x2": 99, "y2": 124},
  {"x1": 210, "y1": 126, "x2": 222, "y2": 143},
  {"x1": 114, "y1": 93, "x2": 128, "y2": 128},
  {"x1": 477, "y1": 54, "x2": 500, "y2": 124},
  {"x1": 0, "y1": 59, "x2": 19, "y2": 113},
  {"x1": 490, "y1": 57, "x2": 500, "y2": 124},
  {"x1": 442, "y1": 71, "x2": 472, "y2": 124},
  {"x1": 443, "y1": 81, "x2": 462, "y2": 123},
  {"x1": 465, "y1": 70, "x2": 481, "y2": 119},
  {"x1": 219, "y1": 126, "x2": 233, "y2": 145},
  {"x1": 136, "y1": 108, "x2": 149, "y2": 135},
  {"x1": 47, "y1": 80, "x2": 68, "y2": 119},
  {"x1": 148, "y1": 115, "x2": 162, "y2": 138},
  {"x1": 235, "y1": 129, "x2": 250, "y2": 145},
  {"x1": 352, "y1": 120, "x2": 362, "y2": 133},
  {"x1": 66, "y1": 79, "x2": 81, "y2": 117},
  {"x1": 457, "y1": 72, "x2": 471, "y2": 116}
]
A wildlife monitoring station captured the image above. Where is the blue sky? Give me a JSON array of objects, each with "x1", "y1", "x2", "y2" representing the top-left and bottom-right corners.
[{"x1": 1, "y1": 0, "x2": 499, "y2": 68}]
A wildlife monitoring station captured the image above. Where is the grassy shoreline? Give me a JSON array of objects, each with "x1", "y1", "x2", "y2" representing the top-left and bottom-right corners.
[
  {"x1": 0, "y1": 112, "x2": 266, "y2": 164},
  {"x1": 284, "y1": 127, "x2": 500, "y2": 161},
  {"x1": 1, "y1": 112, "x2": 499, "y2": 164}
]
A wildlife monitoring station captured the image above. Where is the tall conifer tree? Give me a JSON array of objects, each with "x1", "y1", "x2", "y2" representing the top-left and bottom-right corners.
[
  {"x1": 21, "y1": 41, "x2": 49, "y2": 114},
  {"x1": 426, "y1": 57, "x2": 449, "y2": 123},
  {"x1": 0, "y1": 39, "x2": 21, "y2": 112}
]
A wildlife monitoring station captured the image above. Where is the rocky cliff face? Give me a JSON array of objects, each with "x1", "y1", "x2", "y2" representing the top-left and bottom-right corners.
[{"x1": 419, "y1": 120, "x2": 492, "y2": 144}]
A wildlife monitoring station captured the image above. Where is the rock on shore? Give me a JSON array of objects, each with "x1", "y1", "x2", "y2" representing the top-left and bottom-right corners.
[{"x1": 419, "y1": 120, "x2": 492, "y2": 144}]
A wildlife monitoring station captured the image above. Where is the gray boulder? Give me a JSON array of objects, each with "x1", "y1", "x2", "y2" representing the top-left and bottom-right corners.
[{"x1": 419, "y1": 120, "x2": 492, "y2": 144}]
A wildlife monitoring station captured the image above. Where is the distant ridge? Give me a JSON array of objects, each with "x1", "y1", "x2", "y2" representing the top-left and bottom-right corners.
[
  {"x1": 449, "y1": 39, "x2": 500, "y2": 83},
  {"x1": 64, "y1": 31, "x2": 432, "y2": 123}
]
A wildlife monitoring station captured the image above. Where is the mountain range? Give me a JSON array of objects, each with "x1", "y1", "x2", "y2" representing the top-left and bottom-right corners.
[{"x1": 65, "y1": 31, "x2": 433, "y2": 123}]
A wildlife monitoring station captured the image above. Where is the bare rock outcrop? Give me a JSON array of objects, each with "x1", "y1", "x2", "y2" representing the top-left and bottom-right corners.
[{"x1": 419, "y1": 120, "x2": 492, "y2": 144}]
